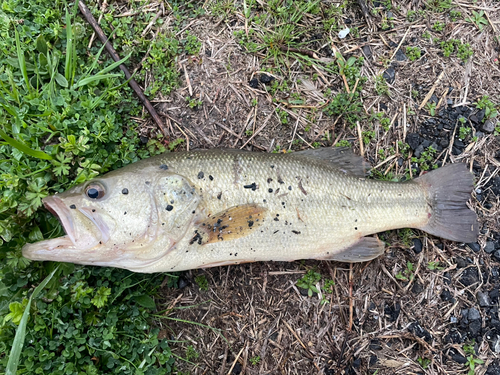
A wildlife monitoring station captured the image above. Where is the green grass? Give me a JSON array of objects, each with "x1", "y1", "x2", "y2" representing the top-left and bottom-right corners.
[{"x1": 0, "y1": 0, "x2": 208, "y2": 373}]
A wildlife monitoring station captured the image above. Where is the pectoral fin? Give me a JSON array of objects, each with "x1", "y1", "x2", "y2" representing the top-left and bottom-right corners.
[
  {"x1": 193, "y1": 204, "x2": 267, "y2": 245},
  {"x1": 318, "y1": 237, "x2": 385, "y2": 262}
]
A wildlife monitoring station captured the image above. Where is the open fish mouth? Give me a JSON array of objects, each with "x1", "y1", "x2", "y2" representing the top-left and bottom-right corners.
[{"x1": 43, "y1": 196, "x2": 77, "y2": 246}]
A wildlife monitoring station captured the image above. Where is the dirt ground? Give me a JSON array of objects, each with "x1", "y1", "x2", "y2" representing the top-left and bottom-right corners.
[{"x1": 102, "y1": 0, "x2": 500, "y2": 373}]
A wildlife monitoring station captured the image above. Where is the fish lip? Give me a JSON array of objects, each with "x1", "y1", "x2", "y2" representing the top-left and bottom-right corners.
[{"x1": 43, "y1": 196, "x2": 77, "y2": 246}]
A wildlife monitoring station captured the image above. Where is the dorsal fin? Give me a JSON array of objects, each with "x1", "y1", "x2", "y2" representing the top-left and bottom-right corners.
[{"x1": 294, "y1": 147, "x2": 370, "y2": 177}]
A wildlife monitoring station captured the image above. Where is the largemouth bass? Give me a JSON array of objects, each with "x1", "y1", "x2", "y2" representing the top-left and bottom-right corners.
[{"x1": 22, "y1": 148, "x2": 478, "y2": 273}]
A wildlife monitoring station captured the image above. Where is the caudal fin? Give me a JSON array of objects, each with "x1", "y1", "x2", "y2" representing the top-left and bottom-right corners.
[{"x1": 415, "y1": 163, "x2": 479, "y2": 242}]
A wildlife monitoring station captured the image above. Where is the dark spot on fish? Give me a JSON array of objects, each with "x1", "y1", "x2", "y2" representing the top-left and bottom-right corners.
[
  {"x1": 166, "y1": 205, "x2": 174, "y2": 211},
  {"x1": 268, "y1": 188, "x2": 273, "y2": 193},
  {"x1": 70, "y1": 204, "x2": 76, "y2": 209},
  {"x1": 297, "y1": 179, "x2": 308, "y2": 195},
  {"x1": 355, "y1": 227, "x2": 358, "y2": 230},
  {"x1": 192, "y1": 210, "x2": 196, "y2": 214},
  {"x1": 270, "y1": 165, "x2": 274, "y2": 168},
  {"x1": 145, "y1": 181, "x2": 150, "y2": 185},
  {"x1": 244, "y1": 182, "x2": 257, "y2": 191},
  {"x1": 159, "y1": 164, "x2": 168, "y2": 170},
  {"x1": 162, "y1": 223, "x2": 165, "y2": 225},
  {"x1": 267, "y1": 178, "x2": 273, "y2": 183},
  {"x1": 99, "y1": 241, "x2": 102, "y2": 244},
  {"x1": 124, "y1": 212, "x2": 127, "y2": 215},
  {"x1": 230, "y1": 253, "x2": 232, "y2": 256},
  {"x1": 217, "y1": 192, "x2": 222, "y2": 199},
  {"x1": 198, "y1": 171, "x2": 204, "y2": 179},
  {"x1": 355, "y1": 219, "x2": 358, "y2": 222},
  {"x1": 235, "y1": 253, "x2": 238, "y2": 256},
  {"x1": 209, "y1": 175, "x2": 214, "y2": 181},
  {"x1": 292, "y1": 230, "x2": 301, "y2": 234},
  {"x1": 278, "y1": 178, "x2": 284, "y2": 184},
  {"x1": 288, "y1": 186, "x2": 292, "y2": 191},
  {"x1": 248, "y1": 220, "x2": 254, "y2": 228},
  {"x1": 122, "y1": 188, "x2": 129, "y2": 195},
  {"x1": 263, "y1": 199, "x2": 266, "y2": 203},
  {"x1": 275, "y1": 188, "x2": 280, "y2": 194},
  {"x1": 189, "y1": 231, "x2": 203, "y2": 245},
  {"x1": 273, "y1": 230, "x2": 279, "y2": 234},
  {"x1": 274, "y1": 217, "x2": 279, "y2": 221}
]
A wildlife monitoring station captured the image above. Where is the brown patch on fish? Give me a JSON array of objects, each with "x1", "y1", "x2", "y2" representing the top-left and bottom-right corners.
[
  {"x1": 297, "y1": 178, "x2": 307, "y2": 195},
  {"x1": 195, "y1": 204, "x2": 267, "y2": 244}
]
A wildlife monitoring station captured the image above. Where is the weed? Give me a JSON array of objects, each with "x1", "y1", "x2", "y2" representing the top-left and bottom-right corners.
[
  {"x1": 440, "y1": 39, "x2": 473, "y2": 62},
  {"x1": 426, "y1": 0, "x2": 452, "y2": 12},
  {"x1": 432, "y1": 21, "x2": 445, "y2": 32},
  {"x1": 276, "y1": 108, "x2": 289, "y2": 124},
  {"x1": 195, "y1": 275, "x2": 208, "y2": 291},
  {"x1": 395, "y1": 261, "x2": 415, "y2": 281},
  {"x1": 449, "y1": 10, "x2": 462, "y2": 21},
  {"x1": 466, "y1": 10, "x2": 488, "y2": 31},
  {"x1": 417, "y1": 357, "x2": 431, "y2": 369},
  {"x1": 249, "y1": 356, "x2": 261, "y2": 365},
  {"x1": 182, "y1": 31, "x2": 202, "y2": 55},
  {"x1": 296, "y1": 270, "x2": 321, "y2": 297},
  {"x1": 362, "y1": 130, "x2": 376, "y2": 145},
  {"x1": 426, "y1": 102, "x2": 437, "y2": 116},
  {"x1": 463, "y1": 340, "x2": 484, "y2": 375},
  {"x1": 411, "y1": 145, "x2": 437, "y2": 171},
  {"x1": 380, "y1": 116, "x2": 391, "y2": 131},
  {"x1": 186, "y1": 345, "x2": 200, "y2": 361},
  {"x1": 375, "y1": 75, "x2": 390, "y2": 96},
  {"x1": 427, "y1": 261, "x2": 445, "y2": 271},
  {"x1": 336, "y1": 140, "x2": 351, "y2": 147},
  {"x1": 186, "y1": 96, "x2": 203, "y2": 109},
  {"x1": 459, "y1": 126, "x2": 471, "y2": 140},
  {"x1": 398, "y1": 228, "x2": 415, "y2": 247},
  {"x1": 475, "y1": 95, "x2": 498, "y2": 120},
  {"x1": 406, "y1": 46, "x2": 421, "y2": 61},
  {"x1": 320, "y1": 279, "x2": 336, "y2": 305}
]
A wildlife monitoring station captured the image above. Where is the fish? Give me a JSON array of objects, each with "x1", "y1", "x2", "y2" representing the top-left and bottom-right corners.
[{"x1": 22, "y1": 148, "x2": 479, "y2": 273}]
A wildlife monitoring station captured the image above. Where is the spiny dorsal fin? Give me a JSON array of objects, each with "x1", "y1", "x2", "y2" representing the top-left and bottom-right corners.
[
  {"x1": 294, "y1": 147, "x2": 370, "y2": 177},
  {"x1": 193, "y1": 204, "x2": 267, "y2": 245}
]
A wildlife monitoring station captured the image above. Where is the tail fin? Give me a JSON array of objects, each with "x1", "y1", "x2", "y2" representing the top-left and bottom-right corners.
[{"x1": 415, "y1": 163, "x2": 479, "y2": 242}]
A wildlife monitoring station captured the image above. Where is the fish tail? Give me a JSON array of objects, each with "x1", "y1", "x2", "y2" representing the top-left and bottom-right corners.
[{"x1": 415, "y1": 163, "x2": 479, "y2": 242}]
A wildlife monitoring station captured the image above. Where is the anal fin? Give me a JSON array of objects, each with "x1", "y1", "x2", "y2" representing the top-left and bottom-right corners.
[
  {"x1": 324, "y1": 237, "x2": 385, "y2": 263},
  {"x1": 193, "y1": 204, "x2": 267, "y2": 245}
]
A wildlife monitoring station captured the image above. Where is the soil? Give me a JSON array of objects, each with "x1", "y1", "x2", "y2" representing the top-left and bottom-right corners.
[{"x1": 106, "y1": 0, "x2": 500, "y2": 373}]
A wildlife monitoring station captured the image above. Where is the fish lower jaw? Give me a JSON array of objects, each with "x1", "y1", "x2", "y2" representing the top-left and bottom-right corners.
[{"x1": 22, "y1": 236, "x2": 76, "y2": 260}]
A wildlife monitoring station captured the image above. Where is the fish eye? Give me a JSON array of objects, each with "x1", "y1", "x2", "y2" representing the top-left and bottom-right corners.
[{"x1": 85, "y1": 183, "x2": 106, "y2": 200}]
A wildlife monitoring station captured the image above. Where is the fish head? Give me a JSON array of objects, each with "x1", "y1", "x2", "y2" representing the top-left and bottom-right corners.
[{"x1": 22, "y1": 165, "x2": 201, "y2": 271}]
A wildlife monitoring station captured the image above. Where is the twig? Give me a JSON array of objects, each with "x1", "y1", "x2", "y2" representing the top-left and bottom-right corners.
[
  {"x1": 418, "y1": 71, "x2": 445, "y2": 110},
  {"x1": 390, "y1": 27, "x2": 411, "y2": 61},
  {"x1": 279, "y1": 46, "x2": 318, "y2": 59},
  {"x1": 239, "y1": 110, "x2": 274, "y2": 149},
  {"x1": 357, "y1": 121, "x2": 364, "y2": 156},
  {"x1": 348, "y1": 263, "x2": 353, "y2": 331},
  {"x1": 78, "y1": 1, "x2": 168, "y2": 138},
  {"x1": 226, "y1": 346, "x2": 245, "y2": 375}
]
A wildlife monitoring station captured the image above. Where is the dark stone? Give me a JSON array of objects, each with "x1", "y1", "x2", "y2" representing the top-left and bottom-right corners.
[
  {"x1": 249, "y1": 78, "x2": 259, "y2": 88},
  {"x1": 380, "y1": 102, "x2": 388, "y2": 111},
  {"x1": 352, "y1": 358, "x2": 361, "y2": 368},
  {"x1": 259, "y1": 74, "x2": 274, "y2": 84},
  {"x1": 369, "y1": 355, "x2": 378, "y2": 366},
  {"x1": 469, "y1": 320, "x2": 482, "y2": 336},
  {"x1": 140, "y1": 136, "x2": 149, "y2": 144},
  {"x1": 395, "y1": 49, "x2": 407, "y2": 61},
  {"x1": 414, "y1": 144, "x2": 424, "y2": 158},
  {"x1": 178, "y1": 276, "x2": 190, "y2": 289},
  {"x1": 477, "y1": 108, "x2": 486, "y2": 123},
  {"x1": 384, "y1": 302, "x2": 401, "y2": 322},
  {"x1": 387, "y1": 11, "x2": 394, "y2": 19},
  {"x1": 478, "y1": 291, "x2": 491, "y2": 307},
  {"x1": 470, "y1": 114, "x2": 479, "y2": 124},
  {"x1": 490, "y1": 288, "x2": 499, "y2": 303},
  {"x1": 468, "y1": 307, "x2": 481, "y2": 321},
  {"x1": 441, "y1": 289, "x2": 454, "y2": 302},
  {"x1": 486, "y1": 360, "x2": 500, "y2": 375},
  {"x1": 408, "y1": 321, "x2": 432, "y2": 343},
  {"x1": 231, "y1": 362, "x2": 242, "y2": 374},
  {"x1": 494, "y1": 250, "x2": 500, "y2": 262},
  {"x1": 485, "y1": 241, "x2": 496, "y2": 254},
  {"x1": 467, "y1": 242, "x2": 481, "y2": 252},
  {"x1": 406, "y1": 133, "x2": 421, "y2": 150},
  {"x1": 482, "y1": 119, "x2": 496, "y2": 133},
  {"x1": 369, "y1": 339, "x2": 382, "y2": 350},
  {"x1": 429, "y1": 94, "x2": 438, "y2": 104},
  {"x1": 362, "y1": 45, "x2": 372, "y2": 59},
  {"x1": 456, "y1": 257, "x2": 468, "y2": 268},
  {"x1": 444, "y1": 329, "x2": 463, "y2": 344},
  {"x1": 412, "y1": 282, "x2": 424, "y2": 294},
  {"x1": 460, "y1": 267, "x2": 479, "y2": 286},
  {"x1": 412, "y1": 238, "x2": 423, "y2": 254},
  {"x1": 450, "y1": 351, "x2": 468, "y2": 364},
  {"x1": 383, "y1": 66, "x2": 396, "y2": 84}
]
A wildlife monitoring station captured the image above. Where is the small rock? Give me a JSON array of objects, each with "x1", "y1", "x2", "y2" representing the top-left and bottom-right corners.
[
  {"x1": 387, "y1": 11, "x2": 394, "y2": 18},
  {"x1": 441, "y1": 289, "x2": 454, "y2": 302},
  {"x1": 369, "y1": 355, "x2": 378, "y2": 366},
  {"x1": 485, "y1": 241, "x2": 496, "y2": 254},
  {"x1": 486, "y1": 360, "x2": 500, "y2": 375},
  {"x1": 467, "y1": 242, "x2": 481, "y2": 252},
  {"x1": 140, "y1": 136, "x2": 149, "y2": 144},
  {"x1": 429, "y1": 94, "x2": 439, "y2": 104},
  {"x1": 412, "y1": 282, "x2": 424, "y2": 294},
  {"x1": 450, "y1": 352, "x2": 468, "y2": 364},
  {"x1": 456, "y1": 257, "x2": 468, "y2": 269},
  {"x1": 362, "y1": 45, "x2": 372, "y2": 59},
  {"x1": 259, "y1": 74, "x2": 274, "y2": 84},
  {"x1": 408, "y1": 321, "x2": 433, "y2": 343},
  {"x1": 447, "y1": 98, "x2": 453, "y2": 105},
  {"x1": 493, "y1": 250, "x2": 500, "y2": 262},
  {"x1": 490, "y1": 288, "x2": 499, "y2": 303},
  {"x1": 477, "y1": 109, "x2": 486, "y2": 123},
  {"x1": 469, "y1": 320, "x2": 482, "y2": 336},
  {"x1": 478, "y1": 291, "x2": 491, "y2": 307},
  {"x1": 178, "y1": 276, "x2": 190, "y2": 289},
  {"x1": 406, "y1": 133, "x2": 421, "y2": 150},
  {"x1": 468, "y1": 307, "x2": 481, "y2": 321},
  {"x1": 444, "y1": 329, "x2": 463, "y2": 344},
  {"x1": 395, "y1": 49, "x2": 406, "y2": 61},
  {"x1": 482, "y1": 119, "x2": 496, "y2": 133},
  {"x1": 469, "y1": 114, "x2": 479, "y2": 125},
  {"x1": 414, "y1": 144, "x2": 424, "y2": 158},
  {"x1": 248, "y1": 78, "x2": 259, "y2": 88},
  {"x1": 383, "y1": 66, "x2": 396, "y2": 84},
  {"x1": 412, "y1": 238, "x2": 423, "y2": 254},
  {"x1": 352, "y1": 358, "x2": 361, "y2": 368},
  {"x1": 460, "y1": 267, "x2": 479, "y2": 286},
  {"x1": 369, "y1": 339, "x2": 382, "y2": 350},
  {"x1": 450, "y1": 316, "x2": 458, "y2": 323}
]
